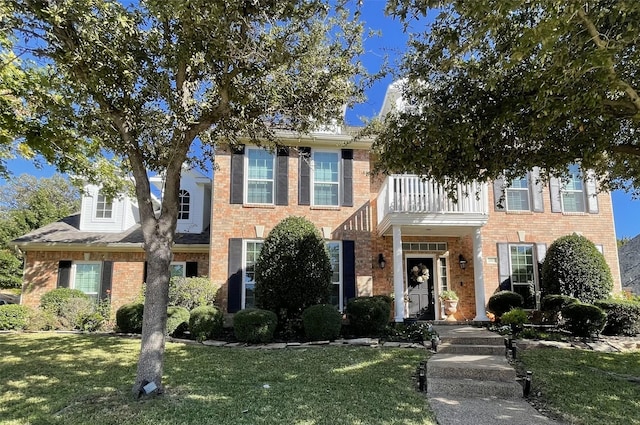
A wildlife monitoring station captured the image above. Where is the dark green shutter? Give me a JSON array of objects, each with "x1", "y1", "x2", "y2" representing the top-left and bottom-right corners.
[
  {"x1": 230, "y1": 144, "x2": 245, "y2": 204},
  {"x1": 342, "y1": 241, "x2": 356, "y2": 307},
  {"x1": 57, "y1": 260, "x2": 72, "y2": 288},
  {"x1": 228, "y1": 238, "x2": 243, "y2": 313},
  {"x1": 186, "y1": 261, "x2": 198, "y2": 277},
  {"x1": 298, "y1": 147, "x2": 311, "y2": 205},
  {"x1": 341, "y1": 149, "x2": 353, "y2": 207},
  {"x1": 276, "y1": 147, "x2": 289, "y2": 206},
  {"x1": 100, "y1": 261, "x2": 113, "y2": 300}
]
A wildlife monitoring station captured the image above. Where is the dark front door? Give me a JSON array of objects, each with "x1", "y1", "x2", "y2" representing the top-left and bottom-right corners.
[{"x1": 407, "y1": 257, "x2": 435, "y2": 320}]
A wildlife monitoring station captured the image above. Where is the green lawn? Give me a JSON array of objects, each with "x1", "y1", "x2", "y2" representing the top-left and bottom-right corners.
[
  {"x1": 519, "y1": 348, "x2": 640, "y2": 425},
  {"x1": 0, "y1": 333, "x2": 436, "y2": 425}
]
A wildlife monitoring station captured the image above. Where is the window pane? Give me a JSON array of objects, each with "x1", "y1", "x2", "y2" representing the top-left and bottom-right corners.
[
  {"x1": 326, "y1": 241, "x2": 341, "y2": 309},
  {"x1": 179, "y1": 190, "x2": 190, "y2": 220},
  {"x1": 246, "y1": 149, "x2": 274, "y2": 204},
  {"x1": 439, "y1": 258, "x2": 448, "y2": 294},
  {"x1": 75, "y1": 263, "x2": 101, "y2": 295},
  {"x1": 170, "y1": 264, "x2": 185, "y2": 278},
  {"x1": 244, "y1": 242, "x2": 263, "y2": 309},
  {"x1": 506, "y1": 189, "x2": 530, "y2": 211},
  {"x1": 314, "y1": 183, "x2": 339, "y2": 206},
  {"x1": 313, "y1": 152, "x2": 339, "y2": 206},
  {"x1": 96, "y1": 193, "x2": 113, "y2": 218},
  {"x1": 562, "y1": 192, "x2": 585, "y2": 212},
  {"x1": 510, "y1": 245, "x2": 537, "y2": 309}
]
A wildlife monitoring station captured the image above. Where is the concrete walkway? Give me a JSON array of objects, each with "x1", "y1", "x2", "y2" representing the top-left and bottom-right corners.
[{"x1": 428, "y1": 325, "x2": 562, "y2": 425}]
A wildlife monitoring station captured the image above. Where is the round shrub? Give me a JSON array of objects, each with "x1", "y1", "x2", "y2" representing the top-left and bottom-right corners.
[
  {"x1": 116, "y1": 303, "x2": 144, "y2": 333},
  {"x1": 487, "y1": 291, "x2": 524, "y2": 318},
  {"x1": 541, "y1": 294, "x2": 579, "y2": 313},
  {"x1": 594, "y1": 299, "x2": 640, "y2": 336},
  {"x1": 233, "y1": 308, "x2": 278, "y2": 343},
  {"x1": 541, "y1": 234, "x2": 613, "y2": 304},
  {"x1": 168, "y1": 276, "x2": 219, "y2": 310},
  {"x1": 561, "y1": 303, "x2": 606, "y2": 338},
  {"x1": 346, "y1": 296, "x2": 391, "y2": 336},
  {"x1": 166, "y1": 306, "x2": 190, "y2": 336},
  {"x1": 255, "y1": 216, "x2": 332, "y2": 326},
  {"x1": 189, "y1": 305, "x2": 223, "y2": 341},
  {"x1": 0, "y1": 304, "x2": 31, "y2": 330},
  {"x1": 302, "y1": 304, "x2": 342, "y2": 341},
  {"x1": 40, "y1": 288, "x2": 89, "y2": 316},
  {"x1": 57, "y1": 297, "x2": 97, "y2": 330}
]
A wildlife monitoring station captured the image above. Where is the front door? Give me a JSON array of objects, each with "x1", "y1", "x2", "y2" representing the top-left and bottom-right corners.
[{"x1": 407, "y1": 257, "x2": 435, "y2": 320}]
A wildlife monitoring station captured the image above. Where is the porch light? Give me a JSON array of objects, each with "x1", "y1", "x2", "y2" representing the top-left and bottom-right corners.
[
  {"x1": 458, "y1": 254, "x2": 467, "y2": 270},
  {"x1": 378, "y1": 253, "x2": 386, "y2": 269}
]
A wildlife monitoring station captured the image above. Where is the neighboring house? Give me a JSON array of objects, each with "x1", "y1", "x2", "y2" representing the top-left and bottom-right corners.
[
  {"x1": 14, "y1": 168, "x2": 211, "y2": 311},
  {"x1": 618, "y1": 234, "x2": 640, "y2": 295},
  {"x1": 14, "y1": 83, "x2": 623, "y2": 321}
]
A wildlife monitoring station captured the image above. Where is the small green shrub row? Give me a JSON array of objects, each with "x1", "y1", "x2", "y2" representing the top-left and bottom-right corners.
[
  {"x1": 595, "y1": 299, "x2": 640, "y2": 336},
  {"x1": 346, "y1": 296, "x2": 391, "y2": 336},
  {"x1": 0, "y1": 304, "x2": 30, "y2": 330},
  {"x1": 487, "y1": 291, "x2": 524, "y2": 318}
]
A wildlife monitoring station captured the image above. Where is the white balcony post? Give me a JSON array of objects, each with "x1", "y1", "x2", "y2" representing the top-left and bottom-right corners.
[
  {"x1": 473, "y1": 226, "x2": 490, "y2": 321},
  {"x1": 392, "y1": 225, "x2": 405, "y2": 322}
]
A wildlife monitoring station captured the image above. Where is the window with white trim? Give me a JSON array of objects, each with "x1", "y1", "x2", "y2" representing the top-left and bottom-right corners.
[
  {"x1": 509, "y1": 245, "x2": 537, "y2": 309},
  {"x1": 243, "y1": 241, "x2": 263, "y2": 309},
  {"x1": 438, "y1": 257, "x2": 448, "y2": 294},
  {"x1": 561, "y1": 165, "x2": 586, "y2": 213},
  {"x1": 245, "y1": 148, "x2": 275, "y2": 204},
  {"x1": 170, "y1": 262, "x2": 186, "y2": 278},
  {"x1": 312, "y1": 151, "x2": 340, "y2": 206},
  {"x1": 72, "y1": 262, "x2": 102, "y2": 299},
  {"x1": 327, "y1": 241, "x2": 343, "y2": 310},
  {"x1": 95, "y1": 192, "x2": 113, "y2": 219},
  {"x1": 505, "y1": 176, "x2": 530, "y2": 211},
  {"x1": 178, "y1": 190, "x2": 190, "y2": 220}
]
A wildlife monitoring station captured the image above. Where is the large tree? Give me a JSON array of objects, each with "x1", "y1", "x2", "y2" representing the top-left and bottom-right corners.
[
  {"x1": 3, "y1": 0, "x2": 365, "y2": 394},
  {"x1": 375, "y1": 0, "x2": 640, "y2": 194},
  {"x1": 0, "y1": 174, "x2": 80, "y2": 287}
]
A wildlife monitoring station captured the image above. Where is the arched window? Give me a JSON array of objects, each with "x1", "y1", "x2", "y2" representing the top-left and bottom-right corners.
[{"x1": 178, "y1": 190, "x2": 190, "y2": 220}]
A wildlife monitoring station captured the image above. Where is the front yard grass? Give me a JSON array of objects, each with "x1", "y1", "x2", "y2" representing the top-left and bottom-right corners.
[
  {"x1": 0, "y1": 333, "x2": 435, "y2": 425},
  {"x1": 519, "y1": 348, "x2": 640, "y2": 425}
]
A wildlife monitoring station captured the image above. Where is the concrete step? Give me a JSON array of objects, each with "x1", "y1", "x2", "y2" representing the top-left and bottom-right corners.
[
  {"x1": 427, "y1": 377, "x2": 524, "y2": 399},
  {"x1": 438, "y1": 342, "x2": 506, "y2": 356},
  {"x1": 439, "y1": 335, "x2": 506, "y2": 346},
  {"x1": 427, "y1": 354, "x2": 517, "y2": 382}
]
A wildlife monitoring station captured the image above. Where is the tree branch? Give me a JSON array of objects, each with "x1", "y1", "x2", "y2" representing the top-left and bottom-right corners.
[
  {"x1": 611, "y1": 144, "x2": 640, "y2": 157},
  {"x1": 578, "y1": 7, "x2": 640, "y2": 116}
]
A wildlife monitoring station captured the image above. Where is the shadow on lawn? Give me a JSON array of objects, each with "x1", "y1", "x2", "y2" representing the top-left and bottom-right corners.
[{"x1": 0, "y1": 333, "x2": 435, "y2": 425}]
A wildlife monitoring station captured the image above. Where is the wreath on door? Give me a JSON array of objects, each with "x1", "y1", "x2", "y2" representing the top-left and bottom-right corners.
[{"x1": 409, "y1": 264, "x2": 429, "y2": 288}]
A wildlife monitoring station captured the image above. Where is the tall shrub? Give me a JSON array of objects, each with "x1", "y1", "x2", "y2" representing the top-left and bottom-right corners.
[
  {"x1": 168, "y1": 276, "x2": 219, "y2": 310},
  {"x1": 255, "y1": 216, "x2": 332, "y2": 328},
  {"x1": 541, "y1": 234, "x2": 613, "y2": 304}
]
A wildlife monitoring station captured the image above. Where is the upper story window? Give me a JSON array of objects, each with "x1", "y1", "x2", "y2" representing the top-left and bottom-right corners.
[
  {"x1": 178, "y1": 190, "x2": 190, "y2": 220},
  {"x1": 505, "y1": 176, "x2": 530, "y2": 211},
  {"x1": 561, "y1": 165, "x2": 586, "y2": 213},
  {"x1": 312, "y1": 151, "x2": 340, "y2": 206},
  {"x1": 95, "y1": 192, "x2": 113, "y2": 219},
  {"x1": 245, "y1": 148, "x2": 275, "y2": 204}
]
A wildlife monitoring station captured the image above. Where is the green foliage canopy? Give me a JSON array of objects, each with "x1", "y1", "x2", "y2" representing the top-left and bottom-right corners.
[{"x1": 376, "y1": 0, "x2": 640, "y2": 195}]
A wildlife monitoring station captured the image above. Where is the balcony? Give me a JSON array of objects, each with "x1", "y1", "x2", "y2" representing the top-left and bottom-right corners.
[{"x1": 376, "y1": 175, "x2": 489, "y2": 236}]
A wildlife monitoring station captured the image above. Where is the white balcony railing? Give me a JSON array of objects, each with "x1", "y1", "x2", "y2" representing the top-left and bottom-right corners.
[{"x1": 377, "y1": 175, "x2": 489, "y2": 230}]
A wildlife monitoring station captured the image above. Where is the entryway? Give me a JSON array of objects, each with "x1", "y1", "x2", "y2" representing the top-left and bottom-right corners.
[{"x1": 406, "y1": 257, "x2": 435, "y2": 320}]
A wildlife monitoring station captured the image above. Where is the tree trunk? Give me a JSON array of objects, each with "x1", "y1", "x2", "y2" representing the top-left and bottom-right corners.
[{"x1": 132, "y1": 234, "x2": 172, "y2": 396}]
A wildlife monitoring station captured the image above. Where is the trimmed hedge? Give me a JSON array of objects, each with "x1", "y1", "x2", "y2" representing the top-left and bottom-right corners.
[
  {"x1": 189, "y1": 305, "x2": 223, "y2": 341},
  {"x1": 116, "y1": 303, "x2": 144, "y2": 333},
  {"x1": 487, "y1": 291, "x2": 524, "y2": 318},
  {"x1": 302, "y1": 304, "x2": 342, "y2": 341},
  {"x1": 40, "y1": 288, "x2": 89, "y2": 316},
  {"x1": 0, "y1": 304, "x2": 30, "y2": 330},
  {"x1": 595, "y1": 299, "x2": 640, "y2": 336},
  {"x1": 234, "y1": 308, "x2": 278, "y2": 343},
  {"x1": 561, "y1": 303, "x2": 606, "y2": 338},
  {"x1": 346, "y1": 296, "x2": 391, "y2": 336},
  {"x1": 541, "y1": 234, "x2": 613, "y2": 304},
  {"x1": 168, "y1": 276, "x2": 219, "y2": 310},
  {"x1": 166, "y1": 306, "x2": 190, "y2": 336},
  {"x1": 541, "y1": 294, "x2": 579, "y2": 313}
]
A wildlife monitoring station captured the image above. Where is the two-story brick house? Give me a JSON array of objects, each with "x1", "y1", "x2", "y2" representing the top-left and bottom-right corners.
[{"x1": 14, "y1": 83, "x2": 623, "y2": 322}]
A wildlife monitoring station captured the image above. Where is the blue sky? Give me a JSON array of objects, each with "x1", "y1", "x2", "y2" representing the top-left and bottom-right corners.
[{"x1": 3, "y1": 2, "x2": 639, "y2": 238}]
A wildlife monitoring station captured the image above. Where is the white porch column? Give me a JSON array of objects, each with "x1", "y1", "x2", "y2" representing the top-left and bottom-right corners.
[
  {"x1": 392, "y1": 225, "x2": 405, "y2": 322},
  {"x1": 473, "y1": 226, "x2": 490, "y2": 321}
]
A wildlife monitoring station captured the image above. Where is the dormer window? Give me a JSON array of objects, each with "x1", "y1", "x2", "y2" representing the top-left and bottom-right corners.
[
  {"x1": 178, "y1": 189, "x2": 190, "y2": 220},
  {"x1": 95, "y1": 193, "x2": 113, "y2": 219}
]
